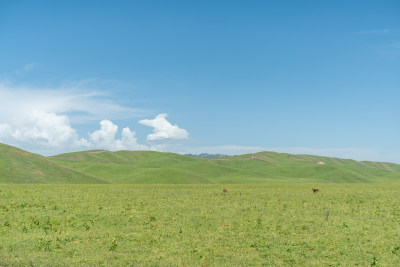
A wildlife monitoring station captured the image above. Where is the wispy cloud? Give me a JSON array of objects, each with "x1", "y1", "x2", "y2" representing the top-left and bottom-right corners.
[
  {"x1": 15, "y1": 63, "x2": 37, "y2": 74},
  {"x1": 2, "y1": 80, "x2": 398, "y2": 163},
  {"x1": 0, "y1": 81, "x2": 156, "y2": 154},
  {"x1": 0, "y1": 81, "x2": 147, "y2": 124},
  {"x1": 356, "y1": 29, "x2": 391, "y2": 35},
  {"x1": 379, "y1": 42, "x2": 400, "y2": 58},
  {"x1": 23, "y1": 63, "x2": 36, "y2": 71},
  {"x1": 0, "y1": 80, "x2": 193, "y2": 155}
]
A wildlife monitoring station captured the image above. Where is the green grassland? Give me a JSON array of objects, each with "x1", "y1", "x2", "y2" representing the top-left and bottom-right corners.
[
  {"x1": 0, "y1": 143, "x2": 108, "y2": 184},
  {"x1": 1, "y1": 143, "x2": 400, "y2": 265},
  {"x1": 50, "y1": 150, "x2": 400, "y2": 184},
  {"x1": 1, "y1": 184, "x2": 400, "y2": 266},
  {"x1": 2, "y1": 142, "x2": 400, "y2": 184}
]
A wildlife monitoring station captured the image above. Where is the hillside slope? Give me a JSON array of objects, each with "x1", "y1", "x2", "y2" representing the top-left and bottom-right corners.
[
  {"x1": 49, "y1": 150, "x2": 219, "y2": 184},
  {"x1": 50, "y1": 150, "x2": 400, "y2": 183},
  {"x1": 0, "y1": 144, "x2": 108, "y2": 184}
]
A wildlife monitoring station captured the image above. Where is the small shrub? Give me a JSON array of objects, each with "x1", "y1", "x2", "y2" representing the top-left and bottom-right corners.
[{"x1": 109, "y1": 239, "x2": 118, "y2": 251}]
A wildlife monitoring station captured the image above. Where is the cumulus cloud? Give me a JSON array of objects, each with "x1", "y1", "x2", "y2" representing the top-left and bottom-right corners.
[
  {"x1": 23, "y1": 111, "x2": 86, "y2": 147},
  {"x1": 0, "y1": 82, "x2": 191, "y2": 155},
  {"x1": 0, "y1": 114, "x2": 150, "y2": 154},
  {"x1": 89, "y1": 120, "x2": 148, "y2": 151},
  {"x1": 0, "y1": 110, "x2": 88, "y2": 149},
  {"x1": 89, "y1": 120, "x2": 119, "y2": 149},
  {"x1": 139, "y1": 113, "x2": 189, "y2": 140},
  {"x1": 0, "y1": 82, "x2": 153, "y2": 154}
]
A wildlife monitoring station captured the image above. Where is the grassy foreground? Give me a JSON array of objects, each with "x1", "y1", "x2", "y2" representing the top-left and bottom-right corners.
[{"x1": 1, "y1": 184, "x2": 400, "y2": 266}]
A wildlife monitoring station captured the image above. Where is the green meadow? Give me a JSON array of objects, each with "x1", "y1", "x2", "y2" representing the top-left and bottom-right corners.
[
  {"x1": 1, "y1": 143, "x2": 400, "y2": 265},
  {"x1": 3, "y1": 142, "x2": 400, "y2": 184},
  {"x1": 1, "y1": 184, "x2": 400, "y2": 266},
  {"x1": 49, "y1": 149, "x2": 400, "y2": 184}
]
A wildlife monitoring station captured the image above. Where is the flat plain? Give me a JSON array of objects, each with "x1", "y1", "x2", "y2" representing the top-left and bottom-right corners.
[{"x1": 1, "y1": 183, "x2": 399, "y2": 266}]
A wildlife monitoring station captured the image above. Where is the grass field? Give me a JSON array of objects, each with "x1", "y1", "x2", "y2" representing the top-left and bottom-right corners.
[
  {"x1": 1, "y1": 183, "x2": 400, "y2": 266},
  {"x1": 3, "y1": 142, "x2": 400, "y2": 184},
  {"x1": 0, "y1": 144, "x2": 107, "y2": 184},
  {"x1": 50, "y1": 150, "x2": 400, "y2": 184}
]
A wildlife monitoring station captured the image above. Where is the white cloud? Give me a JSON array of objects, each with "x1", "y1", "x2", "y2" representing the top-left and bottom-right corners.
[
  {"x1": 0, "y1": 81, "x2": 153, "y2": 154},
  {"x1": 0, "y1": 82, "x2": 146, "y2": 124},
  {"x1": 21, "y1": 110, "x2": 87, "y2": 147},
  {"x1": 89, "y1": 120, "x2": 119, "y2": 150},
  {"x1": 121, "y1": 127, "x2": 147, "y2": 150},
  {"x1": 0, "y1": 115, "x2": 150, "y2": 154},
  {"x1": 0, "y1": 110, "x2": 88, "y2": 149},
  {"x1": 0, "y1": 124, "x2": 13, "y2": 139},
  {"x1": 0, "y1": 81, "x2": 194, "y2": 155},
  {"x1": 139, "y1": 113, "x2": 189, "y2": 140},
  {"x1": 89, "y1": 120, "x2": 148, "y2": 151},
  {"x1": 0, "y1": 82, "x2": 192, "y2": 154}
]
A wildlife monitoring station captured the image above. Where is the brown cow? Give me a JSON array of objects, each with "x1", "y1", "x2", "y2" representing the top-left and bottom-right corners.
[
  {"x1": 312, "y1": 188, "x2": 319, "y2": 193},
  {"x1": 223, "y1": 188, "x2": 228, "y2": 193}
]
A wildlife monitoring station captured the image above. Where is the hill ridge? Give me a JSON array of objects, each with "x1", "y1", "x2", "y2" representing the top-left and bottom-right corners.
[
  {"x1": 50, "y1": 149, "x2": 400, "y2": 184},
  {"x1": 0, "y1": 143, "x2": 108, "y2": 184},
  {"x1": 2, "y1": 142, "x2": 400, "y2": 184}
]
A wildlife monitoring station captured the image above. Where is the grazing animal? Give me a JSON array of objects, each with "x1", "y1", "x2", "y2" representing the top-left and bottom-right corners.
[
  {"x1": 223, "y1": 188, "x2": 228, "y2": 193},
  {"x1": 312, "y1": 188, "x2": 319, "y2": 193}
]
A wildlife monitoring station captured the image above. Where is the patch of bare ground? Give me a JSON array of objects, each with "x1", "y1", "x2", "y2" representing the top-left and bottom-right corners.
[
  {"x1": 379, "y1": 163, "x2": 396, "y2": 171},
  {"x1": 88, "y1": 150, "x2": 107, "y2": 154},
  {"x1": 250, "y1": 154, "x2": 272, "y2": 162}
]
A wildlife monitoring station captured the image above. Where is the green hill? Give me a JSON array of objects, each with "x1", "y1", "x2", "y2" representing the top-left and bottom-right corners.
[
  {"x1": 1, "y1": 142, "x2": 400, "y2": 184},
  {"x1": 0, "y1": 143, "x2": 108, "y2": 184},
  {"x1": 49, "y1": 149, "x2": 400, "y2": 184},
  {"x1": 49, "y1": 150, "x2": 218, "y2": 184},
  {"x1": 185, "y1": 153, "x2": 229, "y2": 158}
]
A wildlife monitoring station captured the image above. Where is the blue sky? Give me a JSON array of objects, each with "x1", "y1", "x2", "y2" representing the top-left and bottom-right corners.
[{"x1": 0, "y1": 1, "x2": 399, "y2": 162}]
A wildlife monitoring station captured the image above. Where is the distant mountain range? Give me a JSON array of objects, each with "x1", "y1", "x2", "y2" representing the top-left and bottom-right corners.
[{"x1": 1, "y1": 142, "x2": 400, "y2": 184}]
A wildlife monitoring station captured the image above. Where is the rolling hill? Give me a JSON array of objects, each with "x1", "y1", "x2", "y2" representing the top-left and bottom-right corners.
[
  {"x1": 1, "y1": 142, "x2": 400, "y2": 183},
  {"x1": 49, "y1": 149, "x2": 400, "y2": 184},
  {"x1": 0, "y1": 143, "x2": 108, "y2": 184}
]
